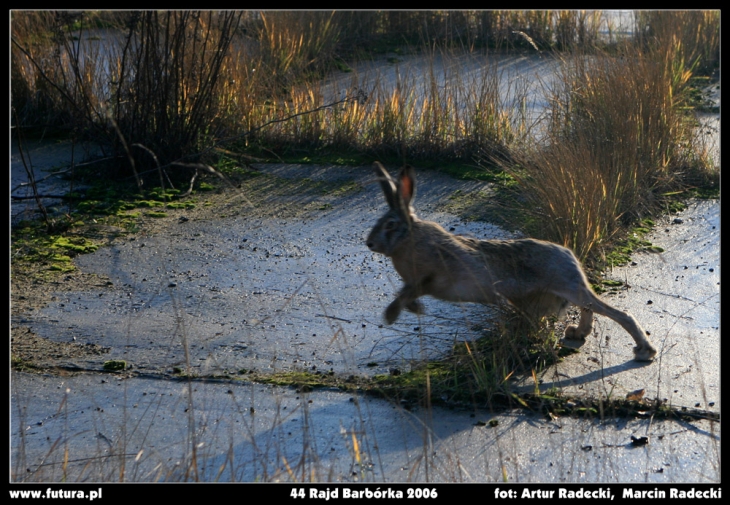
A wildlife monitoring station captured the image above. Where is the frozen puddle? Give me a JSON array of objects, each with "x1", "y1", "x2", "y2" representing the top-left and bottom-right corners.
[
  {"x1": 12, "y1": 370, "x2": 719, "y2": 482},
  {"x1": 12, "y1": 162, "x2": 719, "y2": 483},
  {"x1": 24, "y1": 165, "x2": 514, "y2": 378}
]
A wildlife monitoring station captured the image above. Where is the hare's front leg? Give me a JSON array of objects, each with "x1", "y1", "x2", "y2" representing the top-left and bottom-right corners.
[{"x1": 384, "y1": 284, "x2": 424, "y2": 324}]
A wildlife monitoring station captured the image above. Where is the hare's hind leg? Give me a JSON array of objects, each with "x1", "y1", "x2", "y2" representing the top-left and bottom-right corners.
[
  {"x1": 563, "y1": 286, "x2": 657, "y2": 362},
  {"x1": 591, "y1": 297, "x2": 657, "y2": 361}
]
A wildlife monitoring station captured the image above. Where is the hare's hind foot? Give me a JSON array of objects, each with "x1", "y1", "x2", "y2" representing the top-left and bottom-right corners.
[
  {"x1": 559, "y1": 307, "x2": 594, "y2": 350},
  {"x1": 562, "y1": 307, "x2": 594, "y2": 342},
  {"x1": 560, "y1": 327, "x2": 587, "y2": 349},
  {"x1": 633, "y1": 343, "x2": 657, "y2": 362},
  {"x1": 563, "y1": 324, "x2": 586, "y2": 342}
]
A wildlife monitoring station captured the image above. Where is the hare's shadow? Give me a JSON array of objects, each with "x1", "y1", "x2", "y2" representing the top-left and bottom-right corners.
[{"x1": 515, "y1": 359, "x2": 653, "y2": 394}]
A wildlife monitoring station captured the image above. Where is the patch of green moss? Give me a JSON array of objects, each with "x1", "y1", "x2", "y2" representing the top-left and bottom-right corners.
[
  {"x1": 148, "y1": 187, "x2": 181, "y2": 200},
  {"x1": 117, "y1": 211, "x2": 141, "y2": 218},
  {"x1": 103, "y1": 360, "x2": 126, "y2": 371},
  {"x1": 591, "y1": 284, "x2": 606, "y2": 294},
  {"x1": 75, "y1": 200, "x2": 104, "y2": 212},
  {"x1": 601, "y1": 279, "x2": 623, "y2": 287},
  {"x1": 49, "y1": 254, "x2": 74, "y2": 271},
  {"x1": 603, "y1": 218, "x2": 662, "y2": 268},
  {"x1": 167, "y1": 202, "x2": 196, "y2": 210},
  {"x1": 117, "y1": 202, "x2": 138, "y2": 211},
  {"x1": 373, "y1": 362, "x2": 452, "y2": 392},
  {"x1": 665, "y1": 200, "x2": 687, "y2": 213},
  {"x1": 50, "y1": 236, "x2": 99, "y2": 254},
  {"x1": 49, "y1": 263, "x2": 75, "y2": 273},
  {"x1": 145, "y1": 211, "x2": 168, "y2": 218},
  {"x1": 135, "y1": 200, "x2": 165, "y2": 208}
]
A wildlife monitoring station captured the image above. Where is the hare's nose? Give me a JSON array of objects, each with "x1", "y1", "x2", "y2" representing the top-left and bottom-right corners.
[{"x1": 366, "y1": 240, "x2": 375, "y2": 250}]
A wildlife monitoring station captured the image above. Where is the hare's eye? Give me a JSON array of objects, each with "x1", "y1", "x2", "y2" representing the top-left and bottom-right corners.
[{"x1": 384, "y1": 219, "x2": 398, "y2": 231}]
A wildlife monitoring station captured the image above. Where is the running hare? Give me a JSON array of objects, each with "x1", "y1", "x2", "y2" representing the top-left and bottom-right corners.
[{"x1": 366, "y1": 162, "x2": 657, "y2": 362}]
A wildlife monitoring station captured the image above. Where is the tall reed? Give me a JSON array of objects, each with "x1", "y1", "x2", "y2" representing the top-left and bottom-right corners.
[
  {"x1": 492, "y1": 10, "x2": 719, "y2": 262},
  {"x1": 221, "y1": 47, "x2": 522, "y2": 163},
  {"x1": 12, "y1": 10, "x2": 716, "y2": 199},
  {"x1": 634, "y1": 10, "x2": 720, "y2": 75},
  {"x1": 501, "y1": 45, "x2": 704, "y2": 261},
  {"x1": 12, "y1": 11, "x2": 244, "y2": 179},
  {"x1": 11, "y1": 10, "x2": 608, "y2": 174}
]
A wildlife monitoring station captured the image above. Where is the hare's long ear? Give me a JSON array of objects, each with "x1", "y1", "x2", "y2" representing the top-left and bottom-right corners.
[
  {"x1": 396, "y1": 164, "x2": 416, "y2": 224},
  {"x1": 397, "y1": 164, "x2": 416, "y2": 205},
  {"x1": 373, "y1": 161, "x2": 397, "y2": 210}
]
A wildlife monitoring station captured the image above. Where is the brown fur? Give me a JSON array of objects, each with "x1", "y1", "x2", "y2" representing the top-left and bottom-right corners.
[{"x1": 366, "y1": 162, "x2": 657, "y2": 362}]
